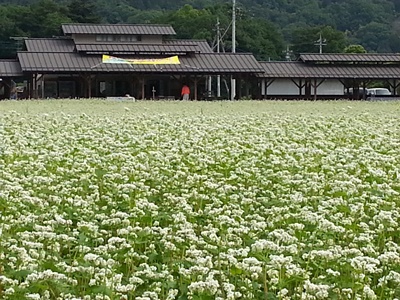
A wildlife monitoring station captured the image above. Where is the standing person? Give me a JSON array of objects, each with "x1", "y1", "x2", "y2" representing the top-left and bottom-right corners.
[
  {"x1": 10, "y1": 80, "x2": 17, "y2": 100},
  {"x1": 181, "y1": 84, "x2": 190, "y2": 100}
]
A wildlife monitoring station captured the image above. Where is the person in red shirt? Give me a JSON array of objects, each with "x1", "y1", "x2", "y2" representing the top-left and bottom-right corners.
[{"x1": 181, "y1": 84, "x2": 190, "y2": 100}]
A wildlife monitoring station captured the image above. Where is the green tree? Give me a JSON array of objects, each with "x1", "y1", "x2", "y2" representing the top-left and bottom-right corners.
[
  {"x1": 156, "y1": 4, "x2": 215, "y2": 40},
  {"x1": 289, "y1": 25, "x2": 348, "y2": 55},
  {"x1": 236, "y1": 17, "x2": 284, "y2": 60},
  {"x1": 67, "y1": 0, "x2": 102, "y2": 23},
  {"x1": 16, "y1": 0, "x2": 72, "y2": 37},
  {"x1": 344, "y1": 44, "x2": 367, "y2": 53},
  {"x1": 355, "y1": 22, "x2": 392, "y2": 52}
]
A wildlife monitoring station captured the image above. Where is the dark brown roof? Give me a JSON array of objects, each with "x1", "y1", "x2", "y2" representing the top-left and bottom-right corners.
[
  {"x1": 75, "y1": 43, "x2": 200, "y2": 54},
  {"x1": 260, "y1": 61, "x2": 400, "y2": 79},
  {"x1": 165, "y1": 39, "x2": 213, "y2": 53},
  {"x1": 17, "y1": 52, "x2": 263, "y2": 74},
  {"x1": 24, "y1": 38, "x2": 75, "y2": 52},
  {"x1": 23, "y1": 37, "x2": 212, "y2": 55},
  {"x1": 62, "y1": 24, "x2": 176, "y2": 36},
  {"x1": 299, "y1": 53, "x2": 400, "y2": 63},
  {"x1": 0, "y1": 59, "x2": 23, "y2": 77}
]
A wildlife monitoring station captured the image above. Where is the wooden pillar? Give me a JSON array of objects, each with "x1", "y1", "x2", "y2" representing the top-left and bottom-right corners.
[
  {"x1": 313, "y1": 79, "x2": 317, "y2": 101},
  {"x1": 27, "y1": 76, "x2": 31, "y2": 99},
  {"x1": 88, "y1": 75, "x2": 92, "y2": 99},
  {"x1": 245, "y1": 75, "x2": 250, "y2": 98},
  {"x1": 141, "y1": 76, "x2": 145, "y2": 100},
  {"x1": 261, "y1": 79, "x2": 266, "y2": 99},
  {"x1": 299, "y1": 79, "x2": 302, "y2": 97},
  {"x1": 393, "y1": 79, "x2": 397, "y2": 96},
  {"x1": 4, "y1": 78, "x2": 11, "y2": 99},
  {"x1": 194, "y1": 76, "x2": 198, "y2": 101},
  {"x1": 32, "y1": 74, "x2": 36, "y2": 99},
  {"x1": 237, "y1": 76, "x2": 242, "y2": 99},
  {"x1": 93, "y1": 76, "x2": 98, "y2": 98},
  {"x1": 41, "y1": 75, "x2": 45, "y2": 98},
  {"x1": 362, "y1": 81, "x2": 367, "y2": 100},
  {"x1": 305, "y1": 80, "x2": 310, "y2": 99},
  {"x1": 168, "y1": 76, "x2": 172, "y2": 98},
  {"x1": 131, "y1": 77, "x2": 135, "y2": 97},
  {"x1": 80, "y1": 75, "x2": 86, "y2": 98},
  {"x1": 207, "y1": 76, "x2": 212, "y2": 98}
]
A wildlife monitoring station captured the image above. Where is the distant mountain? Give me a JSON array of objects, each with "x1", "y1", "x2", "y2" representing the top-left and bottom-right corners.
[{"x1": 1, "y1": 0, "x2": 400, "y2": 58}]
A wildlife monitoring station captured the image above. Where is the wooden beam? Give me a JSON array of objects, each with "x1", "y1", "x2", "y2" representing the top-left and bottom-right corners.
[
  {"x1": 291, "y1": 78, "x2": 305, "y2": 97},
  {"x1": 387, "y1": 79, "x2": 400, "y2": 95},
  {"x1": 316, "y1": 79, "x2": 325, "y2": 88}
]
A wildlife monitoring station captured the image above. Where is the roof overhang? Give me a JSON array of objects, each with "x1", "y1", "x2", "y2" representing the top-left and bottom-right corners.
[
  {"x1": 0, "y1": 59, "x2": 24, "y2": 77},
  {"x1": 259, "y1": 61, "x2": 400, "y2": 79},
  {"x1": 17, "y1": 52, "x2": 264, "y2": 75}
]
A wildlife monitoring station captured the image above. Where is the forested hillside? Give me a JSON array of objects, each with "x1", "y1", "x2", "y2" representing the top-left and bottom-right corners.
[{"x1": 1, "y1": 0, "x2": 400, "y2": 59}]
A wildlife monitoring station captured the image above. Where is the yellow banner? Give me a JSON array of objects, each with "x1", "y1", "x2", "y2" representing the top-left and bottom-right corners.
[{"x1": 102, "y1": 55, "x2": 180, "y2": 65}]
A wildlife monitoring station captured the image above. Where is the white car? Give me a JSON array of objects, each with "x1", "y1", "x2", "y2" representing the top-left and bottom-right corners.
[{"x1": 366, "y1": 88, "x2": 391, "y2": 97}]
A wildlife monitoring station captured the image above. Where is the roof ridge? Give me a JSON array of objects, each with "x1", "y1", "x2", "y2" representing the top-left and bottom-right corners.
[
  {"x1": 300, "y1": 52, "x2": 400, "y2": 55},
  {"x1": 26, "y1": 37, "x2": 71, "y2": 40},
  {"x1": 201, "y1": 52, "x2": 254, "y2": 55},
  {"x1": 167, "y1": 38, "x2": 208, "y2": 41},
  {"x1": 259, "y1": 60, "x2": 300, "y2": 63},
  {"x1": 74, "y1": 42, "x2": 197, "y2": 46},
  {"x1": 62, "y1": 23, "x2": 173, "y2": 27}
]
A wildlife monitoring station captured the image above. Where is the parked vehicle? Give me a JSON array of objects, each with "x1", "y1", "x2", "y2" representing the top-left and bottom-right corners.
[
  {"x1": 365, "y1": 88, "x2": 400, "y2": 101},
  {"x1": 366, "y1": 88, "x2": 391, "y2": 97}
]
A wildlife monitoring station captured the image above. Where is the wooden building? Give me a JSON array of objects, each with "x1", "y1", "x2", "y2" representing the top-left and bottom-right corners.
[{"x1": 5, "y1": 23, "x2": 263, "y2": 100}]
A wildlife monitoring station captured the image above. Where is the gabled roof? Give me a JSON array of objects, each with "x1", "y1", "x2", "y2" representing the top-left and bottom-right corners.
[
  {"x1": 24, "y1": 38, "x2": 75, "y2": 52},
  {"x1": 259, "y1": 61, "x2": 400, "y2": 79},
  {"x1": 75, "y1": 43, "x2": 200, "y2": 54},
  {"x1": 0, "y1": 59, "x2": 23, "y2": 77},
  {"x1": 17, "y1": 52, "x2": 264, "y2": 74},
  {"x1": 165, "y1": 39, "x2": 213, "y2": 54},
  {"x1": 299, "y1": 53, "x2": 400, "y2": 63},
  {"x1": 62, "y1": 24, "x2": 176, "y2": 36}
]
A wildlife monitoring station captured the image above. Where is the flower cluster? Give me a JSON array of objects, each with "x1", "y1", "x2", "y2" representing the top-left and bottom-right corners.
[{"x1": 1, "y1": 100, "x2": 400, "y2": 299}]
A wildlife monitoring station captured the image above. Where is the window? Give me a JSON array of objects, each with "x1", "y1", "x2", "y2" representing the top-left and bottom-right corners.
[{"x1": 95, "y1": 35, "x2": 141, "y2": 42}]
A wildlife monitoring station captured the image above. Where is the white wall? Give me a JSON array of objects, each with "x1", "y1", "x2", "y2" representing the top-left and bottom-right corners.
[
  {"x1": 264, "y1": 79, "x2": 344, "y2": 96},
  {"x1": 266, "y1": 79, "x2": 299, "y2": 95},
  {"x1": 317, "y1": 79, "x2": 344, "y2": 95}
]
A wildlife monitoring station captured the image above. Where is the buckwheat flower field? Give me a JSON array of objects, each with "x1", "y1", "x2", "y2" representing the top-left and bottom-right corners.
[{"x1": 1, "y1": 100, "x2": 400, "y2": 300}]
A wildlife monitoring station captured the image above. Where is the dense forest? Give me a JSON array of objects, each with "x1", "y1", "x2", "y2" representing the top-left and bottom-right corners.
[{"x1": 0, "y1": 0, "x2": 400, "y2": 60}]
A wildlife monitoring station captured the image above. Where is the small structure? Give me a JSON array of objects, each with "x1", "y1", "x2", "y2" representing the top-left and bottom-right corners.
[{"x1": 259, "y1": 53, "x2": 400, "y2": 100}]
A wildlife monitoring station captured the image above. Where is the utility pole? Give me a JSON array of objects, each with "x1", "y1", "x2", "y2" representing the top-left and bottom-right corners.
[
  {"x1": 284, "y1": 45, "x2": 293, "y2": 61},
  {"x1": 231, "y1": 0, "x2": 236, "y2": 100},
  {"x1": 314, "y1": 33, "x2": 327, "y2": 54},
  {"x1": 216, "y1": 18, "x2": 221, "y2": 98}
]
